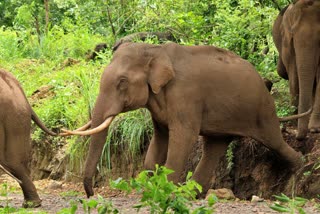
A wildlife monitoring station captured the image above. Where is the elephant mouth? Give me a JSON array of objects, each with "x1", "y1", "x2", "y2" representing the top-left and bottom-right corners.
[{"x1": 60, "y1": 116, "x2": 114, "y2": 136}]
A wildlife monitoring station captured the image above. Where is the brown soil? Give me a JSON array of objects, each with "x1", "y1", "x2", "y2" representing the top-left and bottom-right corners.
[{"x1": 1, "y1": 175, "x2": 319, "y2": 213}]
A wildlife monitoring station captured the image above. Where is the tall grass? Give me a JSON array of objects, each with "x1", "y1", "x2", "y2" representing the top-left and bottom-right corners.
[{"x1": 100, "y1": 109, "x2": 153, "y2": 170}]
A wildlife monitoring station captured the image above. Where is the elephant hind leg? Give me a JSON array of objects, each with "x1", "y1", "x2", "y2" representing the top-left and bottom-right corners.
[
  {"x1": 3, "y1": 129, "x2": 41, "y2": 208},
  {"x1": 255, "y1": 121, "x2": 303, "y2": 170},
  {"x1": 4, "y1": 163, "x2": 41, "y2": 208},
  {"x1": 192, "y1": 136, "x2": 231, "y2": 195}
]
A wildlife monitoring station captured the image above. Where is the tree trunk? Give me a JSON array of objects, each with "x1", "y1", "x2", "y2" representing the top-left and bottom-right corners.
[{"x1": 44, "y1": 0, "x2": 50, "y2": 33}]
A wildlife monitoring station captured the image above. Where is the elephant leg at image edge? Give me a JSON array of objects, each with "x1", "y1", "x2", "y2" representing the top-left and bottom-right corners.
[
  {"x1": 192, "y1": 136, "x2": 230, "y2": 195},
  {"x1": 308, "y1": 62, "x2": 320, "y2": 132},
  {"x1": 2, "y1": 162, "x2": 41, "y2": 208},
  {"x1": 0, "y1": 125, "x2": 41, "y2": 207}
]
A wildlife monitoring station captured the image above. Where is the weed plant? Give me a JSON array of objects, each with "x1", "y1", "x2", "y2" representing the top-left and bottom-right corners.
[
  {"x1": 111, "y1": 165, "x2": 217, "y2": 214},
  {"x1": 270, "y1": 193, "x2": 308, "y2": 214}
]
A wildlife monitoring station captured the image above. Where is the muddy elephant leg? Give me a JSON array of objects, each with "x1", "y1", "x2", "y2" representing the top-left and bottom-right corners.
[
  {"x1": 165, "y1": 123, "x2": 200, "y2": 184},
  {"x1": 144, "y1": 120, "x2": 168, "y2": 170},
  {"x1": 192, "y1": 136, "x2": 230, "y2": 194}
]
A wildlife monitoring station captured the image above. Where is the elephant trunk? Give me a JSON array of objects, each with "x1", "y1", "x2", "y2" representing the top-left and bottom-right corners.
[
  {"x1": 83, "y1": 106, "x2": 112, "y2": 197},
  {"x1": 83, "y1": 128, "x2": 109, "y2": 198}
]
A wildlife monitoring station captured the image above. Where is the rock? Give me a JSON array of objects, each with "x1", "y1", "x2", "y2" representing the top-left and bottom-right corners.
[
  {"x1": 251, "y1": 195, "x2": 264, "y2": 203},
  {"x1": 206, "y1": 188, "x2": 235, "y2": 200}
]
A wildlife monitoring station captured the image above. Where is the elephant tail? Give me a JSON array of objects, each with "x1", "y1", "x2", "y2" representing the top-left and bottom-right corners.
[
  {"x1": 0, "y1": 164, "x2": 22, "y2": 184},
  {"x1": 279, "y1": 107, "x2": 312, "y2": 122},
  {"x1": 31, "y1": 108, "x2": 58, "y2": 136}
]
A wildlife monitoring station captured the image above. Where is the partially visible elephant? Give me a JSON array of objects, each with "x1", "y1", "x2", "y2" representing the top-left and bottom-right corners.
[
  {"x1": 61, "y1": 42, "x2": 307, "y2": 198},
  {"x1": 0, "y1": 69, "x2": 57, "y2": 208},
  {"x1": 272, "y1": 0, "x2": 320, "y2": 140}
]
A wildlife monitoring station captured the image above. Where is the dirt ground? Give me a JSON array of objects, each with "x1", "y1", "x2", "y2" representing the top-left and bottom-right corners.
[{"x1": 0, "y1": 175, "x2": 319, "y2": 214}]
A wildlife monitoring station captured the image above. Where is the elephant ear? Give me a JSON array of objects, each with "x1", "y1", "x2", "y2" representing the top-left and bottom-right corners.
[{"x1": 146, "y1": 48, "x2": 175, "y2": 94}]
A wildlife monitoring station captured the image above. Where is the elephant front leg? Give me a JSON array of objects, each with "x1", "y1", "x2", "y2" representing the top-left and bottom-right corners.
[
  {"x1": 144, "y1": 121, "x2": 168, "y2": 170},
  {"x1": 165, "y1": 124, "x2": 199, "y2": 184}
]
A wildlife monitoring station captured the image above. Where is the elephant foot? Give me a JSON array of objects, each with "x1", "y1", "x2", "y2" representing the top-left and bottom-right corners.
[
  {"x1": 310, "y1": 127, "x2": 320, "y2": 133},
  {"x1": 288, "y1": 152, "x2": 304, "y2": 172},
  {"x1": 22, "y1": 199, "x2": 41, "y2": 208},
  {"x1": 309, "y1": 119, "x2": 320, "y2": 133},
  {"x1": 296, "y1": 129, "x2": 308, "y2": 141},
  {"x1": 83, "y1": 177, "x2": 94, "y2": 198}
]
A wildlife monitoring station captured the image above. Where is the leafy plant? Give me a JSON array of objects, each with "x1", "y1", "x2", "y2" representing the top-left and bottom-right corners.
[
  {"x1": 57, "y1": 195, "x2": 119, "y2": 214},
  {"x1": 110, "y1": 165, "x2": 215, "y2": 214},
  {"x1": 270, "y1": 193, "x2": 308, "y2": 214},
  {"x1": 226, "y1": 140, "x2": 238, "y2": 170}
]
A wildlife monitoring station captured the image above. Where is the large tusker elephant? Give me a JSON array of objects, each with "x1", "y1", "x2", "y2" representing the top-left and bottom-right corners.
[
  {"x1": 61, "y1": 42, "x2": 308, "y2": 198},
  {"x1": 272, "y1": 0, "x2": 320, "y2": 140},
  {"x1": 0, "y1": 69, "x2": 57, "y2": 207}
]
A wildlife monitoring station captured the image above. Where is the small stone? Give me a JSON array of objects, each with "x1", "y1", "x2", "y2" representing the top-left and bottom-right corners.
[
  {"x1": 251, "y1": 195, "x2": 264, "y2": 203},
  {"x1": 206, "y1": 188, "x2": 235, "y2": 200}
]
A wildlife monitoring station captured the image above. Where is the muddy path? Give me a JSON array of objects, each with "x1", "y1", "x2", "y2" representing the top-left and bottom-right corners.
[{"x1": 0, "y1": 175, "x2": 319, "y2": 214}]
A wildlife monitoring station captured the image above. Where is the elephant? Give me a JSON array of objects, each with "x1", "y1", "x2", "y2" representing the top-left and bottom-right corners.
[
  {"x1": 272, "y1": 0, "x2": 320, "y2": 140},
  {"x1": 61, "y1": 42, "x2": 309, "y2": 198},
  {"x1": 0, "y1": 69, "x2": 57, "y2": 207}
]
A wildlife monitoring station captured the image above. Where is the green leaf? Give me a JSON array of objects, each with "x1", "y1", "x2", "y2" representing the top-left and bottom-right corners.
[
  {"x1": 273, "y1": 194, "x2": 290, "y2": 203},
  {"x1": 270, "y1": 203, "x2": 290, "y2": 212}
]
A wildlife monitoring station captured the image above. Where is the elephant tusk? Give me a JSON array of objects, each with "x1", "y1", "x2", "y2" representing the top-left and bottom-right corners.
[
  {"x1": 75, "y1": 121, "x2": 92, "y2": 131},
  {"x1": 60, "y1": 116, "x2": 114, "y2": 136},
  {"x1": 0, "y1": 164, "x2": 22, "y2": 184},
  {"x1": 59, "y1": 121, "x2": 92, "y2": 136}
]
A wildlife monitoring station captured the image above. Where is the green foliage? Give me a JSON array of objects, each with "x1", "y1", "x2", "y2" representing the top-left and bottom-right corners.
[
  {"x1": 110, "y1": 165, "x2": 216, "y2": 213},
  {"x1": 226, "y1": 140, "x2": 238, "y2": 170},
  {"x1": 270, "y1": 193, "x2": 308, "y2": 214},
  {"x1": 57, "y1": 196, "x2": 119, "y2": 214},
  {"x1": 100, "y1": 109, "x2": 153, "y2": 170}
]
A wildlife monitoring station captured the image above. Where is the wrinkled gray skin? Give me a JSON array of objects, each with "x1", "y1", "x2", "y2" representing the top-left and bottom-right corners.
[
  {"x1": 0, "y1": 69, "x2": 57, "y2": 208},
  {"x1": 80, "y1": 42, "x2": 303, "y2": 198},
  {"x1": 272, "y1": 0, "x2": 320, "y2": 140}
]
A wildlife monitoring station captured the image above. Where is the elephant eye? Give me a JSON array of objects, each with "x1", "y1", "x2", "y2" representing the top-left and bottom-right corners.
[{"x1": 117, "y1": 78, "x2": 128, "y2": 91}]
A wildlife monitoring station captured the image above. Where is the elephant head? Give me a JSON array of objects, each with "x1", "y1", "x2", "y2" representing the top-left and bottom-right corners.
[{"x1": 62, "y1": 43, "x2": 175, "y2": 197}]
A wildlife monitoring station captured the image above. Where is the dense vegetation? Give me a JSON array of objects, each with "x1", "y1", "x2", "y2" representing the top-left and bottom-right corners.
[{"x1": 0, "y1": 0, "x2": 294, "y2": 177}]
